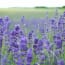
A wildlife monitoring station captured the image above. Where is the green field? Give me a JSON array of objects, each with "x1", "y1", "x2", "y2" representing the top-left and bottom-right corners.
[{"x1": 0, "y1": 8, "x2": 65, "y2": 21}]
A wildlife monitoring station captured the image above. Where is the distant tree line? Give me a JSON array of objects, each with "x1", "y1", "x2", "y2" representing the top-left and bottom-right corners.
[
  {"x1": 62, "y1": 6, "x2": 65, "y2": 8},
  {"x1": 35, "y1": 6, "x2": 48, "y2": 8},
  {"x1": 35, "y1": 6, "x2": 65, "y2": 9}
]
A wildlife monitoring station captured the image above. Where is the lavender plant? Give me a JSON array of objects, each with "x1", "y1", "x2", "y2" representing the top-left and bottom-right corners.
[{"x1": 0, "y1": 10, "x2": 65, "y2": 65}]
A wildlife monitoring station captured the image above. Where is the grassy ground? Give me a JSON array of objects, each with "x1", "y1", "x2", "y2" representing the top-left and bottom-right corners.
[{"x1": 0, "y1": 8, "x2": 65, "y2": 21}]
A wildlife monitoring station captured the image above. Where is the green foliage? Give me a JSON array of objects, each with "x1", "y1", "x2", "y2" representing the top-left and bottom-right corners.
[
  {"x1": 62, "y1": 6, "x2": 65, "y2": 8},
  {"x1": 35, "y1": 6, "x2": 47, "y2": 9}
]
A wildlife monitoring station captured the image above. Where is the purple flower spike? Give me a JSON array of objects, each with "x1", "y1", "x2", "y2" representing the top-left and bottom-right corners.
[
  {"x1": 20, "y1": 36, "x2": 28, "y2": 51},
  {"x1": 4, "y1": 16, "x2": 9, "y2": 21},
  {"x1": 14, "y1": 24, "x2": 20, "y2": 31},
  {"x1": 21, "y1": 36, "x2": 27, "y2": 44},
  {"x1": 16, "y1": 58, "x2": 22, "y2": 65},
  {"x1": 11, "y1": 42, "x2": 18, "y2": 48},
  {"x1": 0, "y1": 17, "x2": 4, "y2": 26},
  {"x1": 51, "y1": 19, "x2": 55, "y2": 24},
  {"x1": 53, "y1": 33, "x2": 62, "y2": 49},
  {"x1": 34, "y1": 38, "x2": 39, "y2": 44},
  {"x1": 0, "y1": 38, "x2": 2, "y2": 48},
  {"x1": 57, "y1": 59, "x2": 65, "y2": 65},
  {"x1": 43, "y1": 38, "x2": 50, "y2": 49},
  {"x1": 26, "y1": 48, "x2": 33, "y2": 63}
]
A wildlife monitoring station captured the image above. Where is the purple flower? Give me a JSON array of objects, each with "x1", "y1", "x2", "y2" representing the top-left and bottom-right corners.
[
  {"x1": 26, "y1": 48, "x2": 33, "y2": 63},
  {"x1": 21, "y1": 52, "x2": 27, "y2": 56},
  {"x1": 0, "y1": 38, "x2": 3, "y2": 48},
  {"x1": 4, "y1": 16, "x2": 10, "y2": 31},
  {"x1": 4, "y1": 16, "x2": 10, "y2": 21},
  {"x1": 26, "y1": 62, "x2": 31, "y2": 65},
  {"x1": 11, "y1": 42, "x2": 19, "y2": 48},
  {"x1": 57, "y1": 59, "x2": 65, "y2": 65},
  {"x1": 10, "y1": 30, "x2": 16, "y2": 36},
  {"x1": 51, "y1": 19, "x2": 55, "y2": 24},
  {"x1": 34, "y1": 38, "x2": 39, "y2": 44},
  {"x1": 40, "y1": 54, "x2": 46, "y2": 61},
  {"x1": 20, "y1": 36, "x2": 27, "y2": 43},
  {"x1": 33, "y1": 44, "x2": 37, "y2": 49},
  {"x1": 16, "y1": 57, "x2": 22, "y2": 65},
  {"x1": 42, "y1": 38, "x2": 50, "y2": 49},
  {"x1": 62, "y1": 30, "x2": 65, "y2": 41},
  {"x1": 37, "y1": 39, "x2": 43, "y2": 52},
  {"x1": 1, "y1": 55, "x2": 8, "y2": 65},
  {"x1": 53, "y1": 34, "x2": 62, "y2": 49},
  {"x1": 20, "y1": 36, "x2": 28, "y2": 51},
  {"x1": 56, "y1": 40, "x2": 62, "y2": 49},
  {"x1": 54, "y1": 49, "x2": 62, "y2": 57},
  {"x1": 14, "y1": 24, "x2": 20, "y2": 31},
  {"x1": 28, "y1": 32, "x2": 33, "y2": 39},
  {"x1": 0, "y1": 17, "x2": 4, "y2": 26}
]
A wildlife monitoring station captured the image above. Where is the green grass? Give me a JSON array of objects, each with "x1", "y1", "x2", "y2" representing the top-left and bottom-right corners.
[{"x1": 0, "y1": 8, "x2": 65, "y2": 21}]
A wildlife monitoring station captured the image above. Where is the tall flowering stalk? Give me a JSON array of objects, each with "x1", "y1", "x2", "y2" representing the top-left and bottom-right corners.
[
  {"x1": 26, "y1": 48, "x2": 33, "y2": 65},
  {"x1": 0, "y1": 17, "x2": 5, "y2": 65},
  {"x1": 19, "y1": 35, "x2": 28, "y2": 65}
]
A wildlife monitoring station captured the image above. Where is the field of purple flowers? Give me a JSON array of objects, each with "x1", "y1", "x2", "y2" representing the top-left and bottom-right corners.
[{"x1": 0, "y1": 9, "x2": 65, "y2": 65}]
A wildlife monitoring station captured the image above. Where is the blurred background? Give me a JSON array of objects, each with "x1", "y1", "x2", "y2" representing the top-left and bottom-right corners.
[{"x1": 0, "y1": 0, "x2": 65, "y2": 21}]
